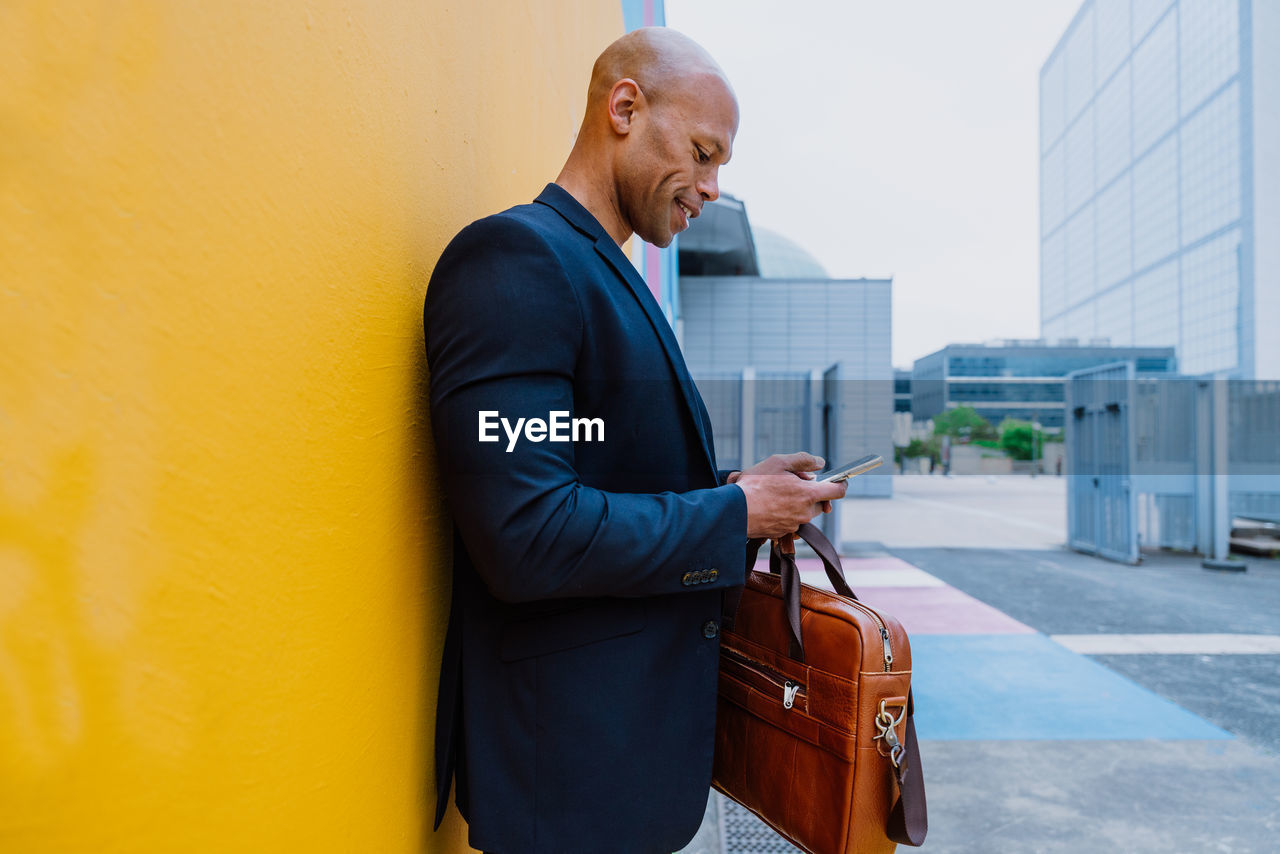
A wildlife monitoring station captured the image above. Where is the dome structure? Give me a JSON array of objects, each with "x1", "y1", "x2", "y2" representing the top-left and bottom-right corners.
[{"x1": 752, "y1": 227, "x2": 828, "y2": 278}]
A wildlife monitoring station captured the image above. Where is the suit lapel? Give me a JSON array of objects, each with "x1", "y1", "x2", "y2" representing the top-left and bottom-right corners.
[
  {"x1": 534, "y1": 185, "x2": 719, "y2": 482},
  {"x1": 592, "y1": 236, "x2": 719, "y2": 480}
]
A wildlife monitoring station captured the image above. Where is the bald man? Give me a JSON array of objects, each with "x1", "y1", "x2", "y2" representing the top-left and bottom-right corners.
[{"x1": 425, "y1": 28, "x2": 845, "y2": 853}]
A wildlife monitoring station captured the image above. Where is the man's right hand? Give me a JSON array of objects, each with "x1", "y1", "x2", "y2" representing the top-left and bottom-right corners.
[{"x1": 730, "y1": 452, "x2": 848, "y2": 539}]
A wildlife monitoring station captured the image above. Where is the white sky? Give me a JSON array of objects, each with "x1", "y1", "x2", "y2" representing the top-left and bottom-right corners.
[{"x1": 666, "y1": 0, "x2": 1084, "y2": 367}]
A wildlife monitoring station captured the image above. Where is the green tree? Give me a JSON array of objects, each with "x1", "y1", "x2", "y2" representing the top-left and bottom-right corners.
[
  {"x1": 903, "y1": 437, "x2": 941, "y2": 465},
  {"x1": 998, "y1": 418, "x2": 1049, "y2": 461},
  {"x1": 932, "y1": 406, "x2": 997, "y2": 442}
]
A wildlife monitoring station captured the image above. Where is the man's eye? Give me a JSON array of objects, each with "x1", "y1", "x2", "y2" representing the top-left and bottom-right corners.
[{"x1": 695, "y1": 147, "x2": 710, "y2": 164}]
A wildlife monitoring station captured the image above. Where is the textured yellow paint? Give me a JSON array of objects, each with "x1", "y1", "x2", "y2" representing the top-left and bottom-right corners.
[{"x1": 0, "y1": 2, "x2": 621, "y2": 850}]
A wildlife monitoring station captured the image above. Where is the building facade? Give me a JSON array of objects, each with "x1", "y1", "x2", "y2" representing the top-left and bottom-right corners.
[
  {"x1": 912, "y1": 340, "x2": 1176, "y2": 429},
  {"x1": 678, "y1": 198, "x2": 893, "y2": 500},
  {"x1": 1039, "y1": 0, "x2": 1280, "y2": 379},
  {"x1": 894, "y1": 368, "x2": 913, "y2": 413}
]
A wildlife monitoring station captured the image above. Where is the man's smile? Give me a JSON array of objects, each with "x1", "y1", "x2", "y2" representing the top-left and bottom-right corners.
[{"x1": 675, "y1": 198, "x2": 697, "y2": 230}]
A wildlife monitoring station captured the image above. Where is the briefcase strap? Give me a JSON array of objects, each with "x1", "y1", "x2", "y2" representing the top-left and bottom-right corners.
[
  {"x1": 792, "y1": 522, "x2": 858, "y2": 599},
  {"x1": 722, "y1": 523, "x2": 854, "y2": 644},
  {"x1": 720, "y1": 536, "x2": 792, "y2": 651},
  {"x1": 888, "y1": 691, "x2": 928, "y2": 846}
]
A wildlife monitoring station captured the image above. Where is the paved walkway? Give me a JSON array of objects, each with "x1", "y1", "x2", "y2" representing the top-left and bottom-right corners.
[{"x1": 841, "y1": 474, "x2": 1068, "y2": 550}]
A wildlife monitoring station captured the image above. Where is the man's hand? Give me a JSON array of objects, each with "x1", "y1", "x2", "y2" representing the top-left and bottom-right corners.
[{"x1": 729, "y1": 452, "x2": 848, "y2": 539}]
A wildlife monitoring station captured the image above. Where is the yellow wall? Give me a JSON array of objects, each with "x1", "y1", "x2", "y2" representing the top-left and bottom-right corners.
[{"x1": 0, "y1": 2, "x2": 620, "y2": 850}]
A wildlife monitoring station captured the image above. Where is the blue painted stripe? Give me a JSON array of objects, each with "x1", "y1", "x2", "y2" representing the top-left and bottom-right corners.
[
  {"x1": 910, "y1": 634, "x2": 1233, "y2": 741},
  {"x1": 620, "y1": 0, "x2": 664, "y2": 32},
  {"x1": 621, "y1": 1, "x2": 644, "y2": 33}
]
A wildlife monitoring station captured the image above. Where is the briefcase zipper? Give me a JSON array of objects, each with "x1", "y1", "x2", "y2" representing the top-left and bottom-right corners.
[
  {"x1": 721, "y1": 647, "x2": 807, "y2": 709},
  {"x1": 846, "y1": 602, "x2": 894, "y2": 672}
]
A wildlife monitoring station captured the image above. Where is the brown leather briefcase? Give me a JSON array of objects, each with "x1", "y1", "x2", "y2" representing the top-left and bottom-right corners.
[{"x1": 713, "y1": 523, "x2": 927, "y2": 854}]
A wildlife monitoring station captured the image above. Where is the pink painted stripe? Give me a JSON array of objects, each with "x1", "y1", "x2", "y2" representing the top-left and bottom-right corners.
[
  {"x1": 754, "y1": 556, "x2": 923, "y2": 573},
  {"x1": 750, "y1": 557, "x2": 1035, "y2": 636},
  {"x1": 844, "y1": 586, "x2": 1035, "y2": 636},
  {"x1": 644, "y1": 242, "x2": 661, "y2": 299}
]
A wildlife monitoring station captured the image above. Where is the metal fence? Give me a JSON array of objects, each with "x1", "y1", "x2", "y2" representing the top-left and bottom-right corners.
[
  {"x1": 692, "y1": 368, "x2": 894, "y2": 546},
  {"x1": 1066, "y1": 362, "x2": 1138, "y2": 563},
  {"x1": 695, "y1": 369, "x2": 834, "y2": 541},
  {"x1": 1067, "y1": 364, "x2": 1280, "y2": 563}
]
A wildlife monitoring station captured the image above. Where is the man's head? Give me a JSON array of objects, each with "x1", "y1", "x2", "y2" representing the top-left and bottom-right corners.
[{"x1": 558, "y1": 28, "x2": 739, "y2": 248}]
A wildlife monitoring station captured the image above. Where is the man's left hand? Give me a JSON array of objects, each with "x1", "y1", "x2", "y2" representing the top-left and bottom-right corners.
[{"x1": 726, "y1": 452, "x2": 835, "y2": 515}]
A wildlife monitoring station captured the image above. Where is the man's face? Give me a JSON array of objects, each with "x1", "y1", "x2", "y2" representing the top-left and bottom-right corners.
[{"x1": 618, "y1": 76, "x2": 738, "y2": 248}]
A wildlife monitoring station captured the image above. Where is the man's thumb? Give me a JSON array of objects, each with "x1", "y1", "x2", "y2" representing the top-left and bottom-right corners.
[{"x1": 785, "y1": 452, "x2": 824, "y2": 471}]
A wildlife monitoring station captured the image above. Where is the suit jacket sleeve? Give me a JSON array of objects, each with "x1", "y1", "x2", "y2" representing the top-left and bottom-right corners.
[{"x1": 425, "y1": 215, "x2": 748, "y2": 604}]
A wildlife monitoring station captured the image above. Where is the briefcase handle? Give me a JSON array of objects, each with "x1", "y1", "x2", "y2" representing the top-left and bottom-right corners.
[
  {"x1": 722, "y1": 522, "x2": 852, "y2": 660},
  {"x1": 770, "y1": 522, "x2": 857, "y2": 599}
]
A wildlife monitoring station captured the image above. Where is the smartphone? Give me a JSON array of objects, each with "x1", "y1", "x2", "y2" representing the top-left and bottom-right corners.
[{"x1": 817, "y1": 454, "x2": 883, "y2": 483}]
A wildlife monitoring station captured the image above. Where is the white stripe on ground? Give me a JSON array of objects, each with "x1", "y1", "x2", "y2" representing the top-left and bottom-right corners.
[
  {"x1": 892, "y1": 492, "x2": 1065, "y2": 537},
  {"x1": 1051, "y1": 634, "x2": 1280, "y2": 655}
]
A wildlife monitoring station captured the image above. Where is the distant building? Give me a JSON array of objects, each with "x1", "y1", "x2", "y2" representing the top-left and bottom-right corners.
[
  {"x1": 678, "y1": 195, "x2": 893, "y2": 500},
  {"x1": 894, "y1": 369, "x2": 912, "y2": 413},
  {"x1": 911, "y1": 340, "x2": 1176, "y2": 429},
  {"x1": 1039, "y1": 0, "x2": 1280, "y2": 380},
  {"x1": 676, "y1": 193, "x2": 759, "y2": 278},
  {"x1": 753, "y1": 227, "x2": 831, "y2": 279}
]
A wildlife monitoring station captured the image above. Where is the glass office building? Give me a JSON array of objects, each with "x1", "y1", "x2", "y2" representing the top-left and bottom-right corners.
[
  {"x1": 911, "y1": 341, "x2": 1176, "y2": 429},
  {"x1": 1039, "y1": 0, "x2": 1280, "y2": 379}
]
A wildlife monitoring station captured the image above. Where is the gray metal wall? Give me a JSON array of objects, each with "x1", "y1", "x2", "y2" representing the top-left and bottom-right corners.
[
  {"x1": 1067, "y1": 365, "x2": 1280, "y2": 562},
  {"x1": 680, "y1": 276, "x2": 893, "y2": 500}
]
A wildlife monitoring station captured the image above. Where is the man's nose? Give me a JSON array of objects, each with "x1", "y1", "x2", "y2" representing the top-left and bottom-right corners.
[{"x1": 696, "y1": 170, "x2": 719, "y2": 203}]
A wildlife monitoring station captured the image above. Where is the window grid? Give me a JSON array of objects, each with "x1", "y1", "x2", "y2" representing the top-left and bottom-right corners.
[
  {"x1": 1179, "y1": 82, "x2": 1241, "y2": 245},
  {"x1": 1132, "y1": 12, "x2": 1178, "y2": 156},
  {"x1": 1180, "y1": 230, "x2": 1240, "y2": 373},
  {"x1": 1042, "y1": 229, "x2": 1068, "y2": 321},
  {"x1": 1095, "y1": 281, "x2": 1135, "y2": 346},
  {"x1": 1132, "y1": 135, "x2": 1179, "y2": 270},
  {"x1": 1066, "y1": 6, "x2": 1096, "y2": 123},
  {"x1": 1065, "y1": 106, "x2": 1096, "y2": 214},
  {"x1": 1095, "y1": 62, "x2": 1133, "y2": 189},
  {"x1": 1063, "y1": 302, "x2": 1096, "y2": 341},
  {"x1": 1179, "y1": 0, "x2": 1239, "y2": 115},
  {"x1": 1133, "y1": 0, "x2": 1175, "y2": 45},
  {"x1": 1095, "y1": 0, "x2": 1132, "y2": 83},
  {"x1": 1096, "y1": 174, "x2": 1132, "y2": 291},
  {"x1": 1066, "y1": 203, "x2": 1097, "y2": 306},
  {"x1": 1042, "y1": 141, "x2": 1066, "y2": 235},
  {"x1": 1041, "y1": 53, "x2": 1066, "y2": 153},
  {"x1": 1133, "y1": 260, "x2": 1180, "y2": 348}
]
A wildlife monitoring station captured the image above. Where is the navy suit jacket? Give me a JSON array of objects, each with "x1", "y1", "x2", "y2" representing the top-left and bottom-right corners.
[{"x1": 425, "y1": 184, "x2": 749, "y2": 853}]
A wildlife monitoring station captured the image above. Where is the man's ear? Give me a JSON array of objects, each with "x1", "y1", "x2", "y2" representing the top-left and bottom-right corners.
[{"x1": 607, "y1": 78, "x2": 642, "y2": 135}]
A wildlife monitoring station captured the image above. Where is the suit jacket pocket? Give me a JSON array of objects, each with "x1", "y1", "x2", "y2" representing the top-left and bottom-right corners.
[{"x1": 499, "y1": 598, "x2": 647, "y2": 662}]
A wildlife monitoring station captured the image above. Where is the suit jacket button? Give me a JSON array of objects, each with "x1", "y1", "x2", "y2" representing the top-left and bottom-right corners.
[
  {"x1": 682, "y1": 572, "x2": 693, "y2": 586},
  {"x1": 709, "y1": 569, "x2": 718, "y2": 581},
  {"x1": 698, "y1": 570, "x2": 709, "y2": 583},
  {"x1": 702, "y1": 620, "x2": 719, "y2": 639}
]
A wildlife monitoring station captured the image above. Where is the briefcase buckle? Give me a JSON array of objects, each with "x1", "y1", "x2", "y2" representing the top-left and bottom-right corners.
[{"x1": 873, "y1": 699, "x2": 907, "y2": 767}]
